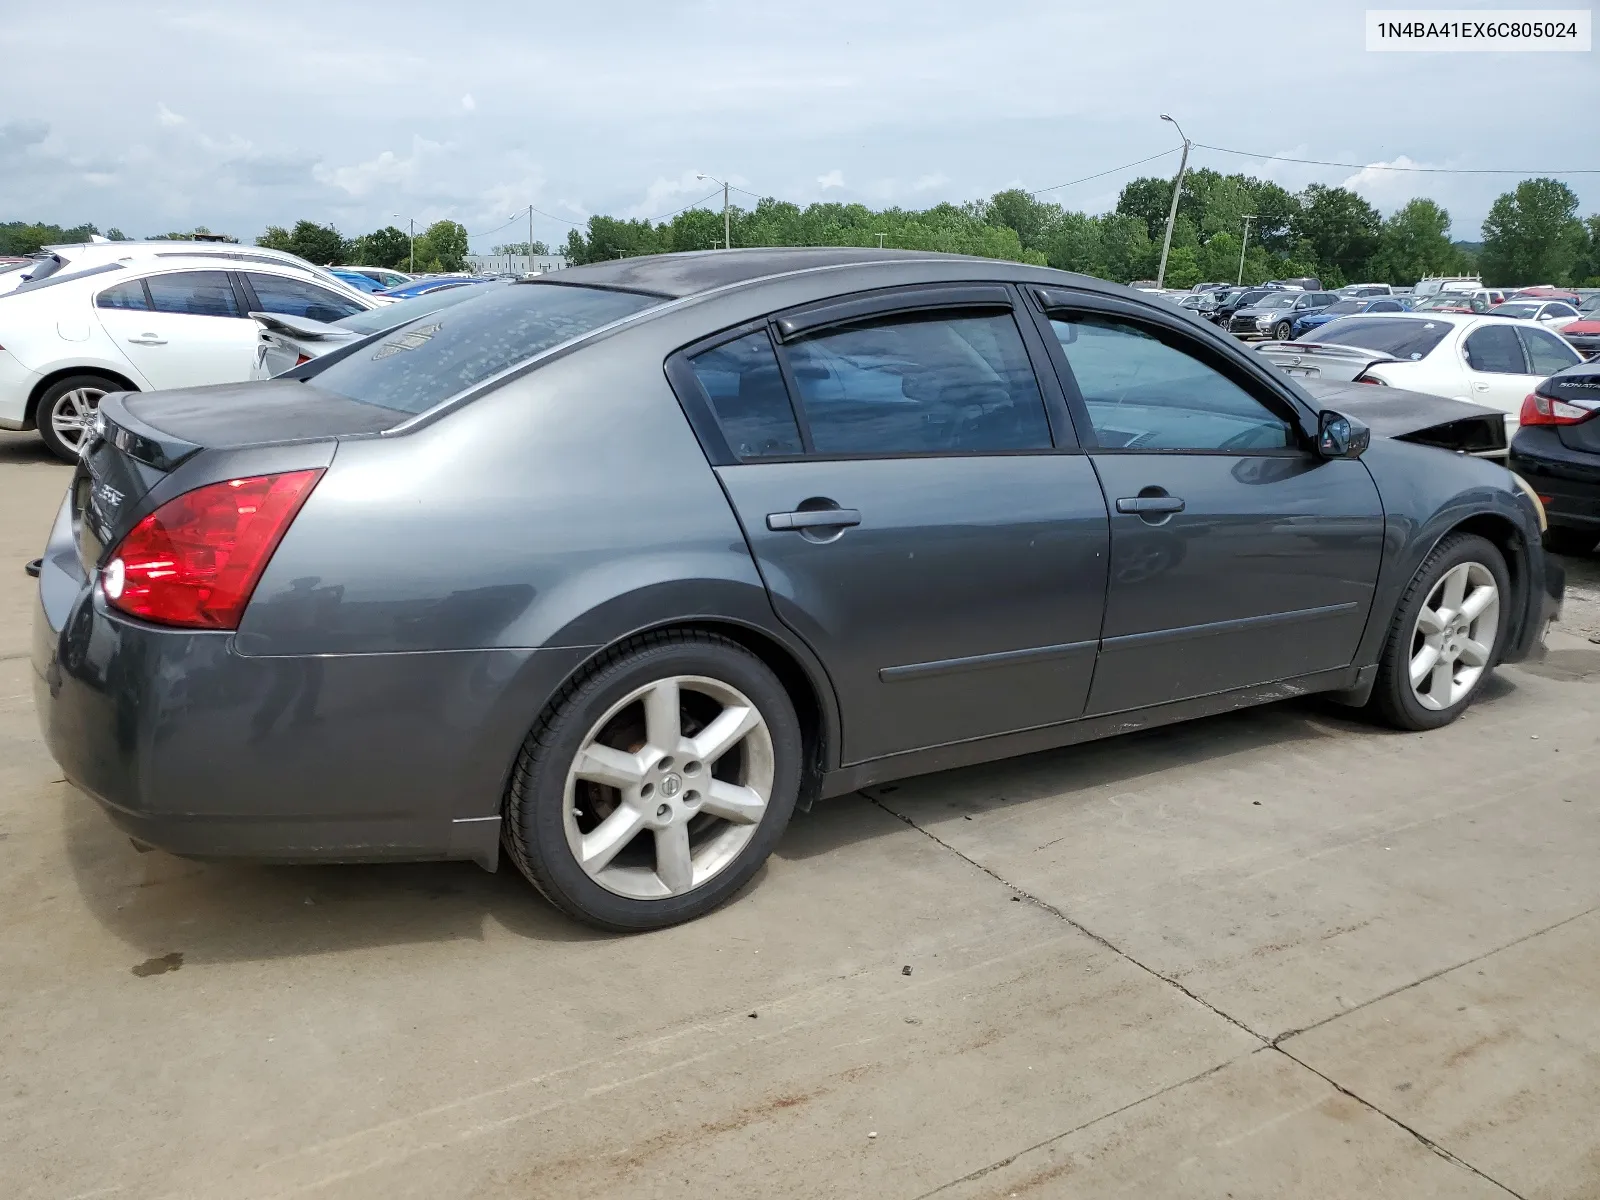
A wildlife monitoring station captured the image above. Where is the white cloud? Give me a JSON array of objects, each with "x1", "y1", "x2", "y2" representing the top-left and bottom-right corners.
[
  {"x1": 156, "y1": 103, "x2": 186, "y2": 128},
  {"x1": 313, "y1": 137, "x2": 443, "y2": 199},
  {"x1": 461, "y1": 94, "x2": 476, "y2": 112},
  {"x1": 816, "y1": 168, "x2": 845, "y2": 189},
  {"x1": 625, "y1": 171, "x2": 731, "y2": 219},
  {"x1": 912, "y1": 172, "x2": 949, "y2": 192}
]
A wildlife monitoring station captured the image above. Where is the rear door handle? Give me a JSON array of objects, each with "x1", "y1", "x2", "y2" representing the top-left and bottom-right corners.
[
  {"x1": 1116, "y1": 496, "x2": 1185, "y2": 515},
  {"x1": 127, "y1": 336, "x2": 167, "y2": 346},
  {"x1": 1472, "y1": 382, "x2": 1491, "y2": 391},
  {"x1": 767, "y1": 508, "x2": 862, "y2": 531}
]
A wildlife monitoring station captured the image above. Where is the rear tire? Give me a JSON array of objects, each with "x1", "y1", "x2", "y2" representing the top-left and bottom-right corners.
[
  {"x1": 1368, "y1": 533, "x2": 1509, "y2": 731},
  {"x1": 1542, "y1": 525, "x2": 1596, "y2": 556},
  {"x1": 36, "y1": 374, "x2": 119, "y2": 462},
  {"x1": 502, "y1": 631, "x2": 803, "y2": 931},
  {"x1": 1273, "y1": 320, "x2": 1293, "y2": 340}
]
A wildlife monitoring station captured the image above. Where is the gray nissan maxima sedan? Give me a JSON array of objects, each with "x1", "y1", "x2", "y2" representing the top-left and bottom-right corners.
[{"x1": 33, "y1": 248, "x2": 1562, "y2": 930}]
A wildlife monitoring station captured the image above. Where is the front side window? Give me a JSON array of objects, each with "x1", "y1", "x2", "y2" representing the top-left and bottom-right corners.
[
  {"x1": 96, "y1": 280, "x2": 149, "y2": 310},
  {"x1": 246, "y1": 273, "x2": 366, "y2": 323},
  {"x1": 785, "y1": 311, "x2": 1052, "y2": 455},
  {"x1": 1464, "y1": 324, "x2": 1527, "y2": 374},
  {"x1": 144, "y1": 270, "x2": 241, "y2": 318},
  {"x1": 688, "y1": 330, "x2": 803, "y2": 459},
  {"x1": 310, "y1": 282, "x2": 661, "y2": 414},
  {"x1": 1049, "y1": 315, "x2": 1293, "y2": 452},
  {"x1": 1518, "y1": 326, "x2": 1581, "y2": 375}
]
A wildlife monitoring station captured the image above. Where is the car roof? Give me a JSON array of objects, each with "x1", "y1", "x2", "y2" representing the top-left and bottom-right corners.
[{"x1": 550, "y1": 247, "x2": 972, "y2": 299}]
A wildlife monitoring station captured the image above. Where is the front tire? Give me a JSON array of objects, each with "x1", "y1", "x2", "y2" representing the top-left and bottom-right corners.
[
  {"x1": 503, "y1": 631, "x2": 803, "y2": 931},
  {"x1": 1368, "y1": 533, "x2": 1509, "y2": 731},
  {"x1": 1273, "y1": 320, "x2": 1293, "y2": 340},
  {"x1": 36, "y1": 374, "x2": 118, "y2": 462}
]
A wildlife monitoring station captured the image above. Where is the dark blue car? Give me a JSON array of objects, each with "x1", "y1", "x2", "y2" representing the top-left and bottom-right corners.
[
  {"x1": 377, "y1": 276, "x2": 495, "y2": 300},
  {"x1": 1292, "y1": 296, "x2": 1411, "y2": 339}
]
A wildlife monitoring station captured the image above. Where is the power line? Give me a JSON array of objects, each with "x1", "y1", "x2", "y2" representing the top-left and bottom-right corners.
[
  {"x1": 644, "y1": 188, "x2": 726, "y2": 222},
  {"x1": 1194, "y1": 142, "x2": 1600, "y2": 175},
  {"x1": 1029, "y1": 148, "x2": 1181, "y2": 196},
  {"x1": 467, "y1": 213, "x2": 522, "y2": 238}
]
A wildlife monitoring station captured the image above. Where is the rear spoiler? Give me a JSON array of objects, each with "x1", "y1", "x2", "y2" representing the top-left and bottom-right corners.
[
  {"x1": 248, "y1": 310, "x2": 346, "y2": 340},
  {"x1": 1254, "y1": 340, "x2": 1401, "y2": 383}
]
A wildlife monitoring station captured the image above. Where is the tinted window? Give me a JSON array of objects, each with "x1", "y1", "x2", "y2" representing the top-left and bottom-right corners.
[
  {"x1": 145, "y1": 271, "x2": 241, "y2": 318},
  {"x1": 1050, "y1": 315, "x2": 1292, "y2": 452},
  {"x1": 787, "y1": 311, "x2": 1052, "y2": 455},
  {"x1": 1547, "y1": 303, "x2": 1578, "y2": 318},
  {"x1": 1369, "y1": 300, "x2": 1402, "y2": 313},
  {"x1": 1519, "y1": 326, "x2": 1581, "y2": 375},
  {"x1": 311, "y1": 283, "x2": 660, "y2": 414},
  {"x1": 1313, "y1": 317, "x2": 1452, "y2": 360},
  {"x1": 1313, "y1": 293, "x2": 1337, "y2": 306},
  {"x1": 688, "y1": 331, "x2": 803, "y2": 458},
  {"x1": 1323, "y1": 301, "x2": 1364, "y2": 315},
  {"x1": 1493, "y1": 303, "x2": 1539, "y2": 319},
  {"x1": 96, "y1": 280, "x2": 149, "y2": 310},
  {"x1": 247, "y1": 273, "x2": 366, "y2": 322},
  {"x1": 1464, "y1": 325, "x2": 1527, "y2": 374},
  {"x1": 335, "y1": 280, "x2": 512, "y2": 335}
]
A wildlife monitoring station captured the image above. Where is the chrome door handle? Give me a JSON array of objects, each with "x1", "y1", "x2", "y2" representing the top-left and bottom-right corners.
[
  {"x1": 127, "y1": 336, "x2": 167, "y2": 346},
  {"x1": 1116, "y1": 496, "x2": 1185, "y2": 515},
  {"x1": 767, "y1": 508, "x2": 862, "y2": 531}
]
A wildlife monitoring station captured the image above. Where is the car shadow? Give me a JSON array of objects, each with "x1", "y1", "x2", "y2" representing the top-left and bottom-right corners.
[
  {"x1": 0, "y1": 431, "x2": 60, "y2": 466},
  {"x1": 63, "y1": 679, "x2": 1530, "y2": 962}
]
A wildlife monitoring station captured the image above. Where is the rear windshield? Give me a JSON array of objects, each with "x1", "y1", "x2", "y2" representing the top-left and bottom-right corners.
[
  {"x1": 310, "y1": 283, "x2": 663, "y2": 413},
  {"x1": 1308, "y1": 316, "x2": 1452, "y2": 360},
  {"x1": 334, "y1": 280, "x2": 511, "y2": 335}
]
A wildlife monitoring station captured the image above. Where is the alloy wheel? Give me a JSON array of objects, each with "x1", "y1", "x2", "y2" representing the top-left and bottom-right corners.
[
  {"x1": 50, "y1": 387, "x2": 106, "y2": 452},
  {"x1": 562, "y1": 675, "x2": 774, "y2": 900},
  {"x1": 1408, "y1": 561, "x2": 1499, "y2": 711}
]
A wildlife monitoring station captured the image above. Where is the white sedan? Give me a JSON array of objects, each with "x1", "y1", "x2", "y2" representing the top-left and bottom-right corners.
[
  {"x1": 1487, "y1": 299, "x2": 1584, "y2": 332},
  {"x1": 1288, "y1": 312, "x2": 1584, "y2": 433},
  {"x1": 0, "y1": 255, "x2": 377, "y2": 459}
]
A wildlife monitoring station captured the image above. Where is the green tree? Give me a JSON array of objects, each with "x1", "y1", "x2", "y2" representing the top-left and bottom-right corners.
[
  {"x1": 257, "y1": 220, "x2": 346, "y2": 264},
  {"x1": 410, "y1": 220, "x2": 468, "y2": 271},
  {"x1": 1368, "y1": 199, "x2": 1463, "y2": 285},
  {"x1": 350, "y1": 226, "x2": 412, "y2": 269},
  {"x1": 492, "y1": 239, "x2": 550, "y2": 256},
  {"x1": 1481, "y1": 178, "x2": 1587, "y2": 286},
  {"x1": 985, "y1": 189, "x2": 1062, "y2": 253},
  {"x1": 1575, "y1": 214, "x2": 1600, "y2": 285},
  {"x1": 0, "y1": 221, "x2": 101, "y2": 254},
  {"x1": 1116, "y1": 177, "x2": 1177, "y2": 242},
  {"x1": 1292, "y1": 185, "x2": 1380, "y2": 282}
]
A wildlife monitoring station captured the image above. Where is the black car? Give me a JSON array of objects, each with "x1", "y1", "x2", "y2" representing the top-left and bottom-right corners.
[
  {"x1": 1211, "y1": 286, "x2": 1274, "y2": 324},
  {"x1": 1509, "y1": 359, "x2": 1600, "y2": 554},
  {"x1": 34, "y1": 248, "x2": 1562, "y2": 931}
]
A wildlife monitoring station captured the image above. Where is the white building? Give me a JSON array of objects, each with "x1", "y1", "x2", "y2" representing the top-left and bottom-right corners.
[{"x1": 464, "y1": 253, "x2": 570, "y2": 276}]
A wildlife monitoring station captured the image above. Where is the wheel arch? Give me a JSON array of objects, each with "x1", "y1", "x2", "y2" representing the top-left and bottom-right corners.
[
  {"x1": 1438, "y1": 510, "x2": 1532, "y2": 654},
  {"x1": 26, "y1": 365, "x2": 140, "y2": 427}
]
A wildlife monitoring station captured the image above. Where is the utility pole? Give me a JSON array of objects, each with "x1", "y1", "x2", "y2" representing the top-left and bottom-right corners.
[
  {"x1": 1155, "y1": 114, "x2": 1191, "y2": 290},
  {"x1": 1237, "y1": 215, "x2": 1256, "y2": 285},
  {"x1": 528, "y1": 204, "x2": 535, "y2": 273},
  {"x1": 409, "y1": 218, "x2": 415, "y2": 273},
  {"x1": 697, "y1": 174, "x2": 732, "y2": 250}
]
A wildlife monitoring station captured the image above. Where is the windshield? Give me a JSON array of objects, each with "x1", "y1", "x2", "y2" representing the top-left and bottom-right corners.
[
  {"x1": 311, "y1": 283, "x2": 664, "y2": 414},
  {"x1": 1416, "y1": 294, "x2": 1471, "y2": 310},
  {"x1": 1309, "y1": 316, "x2": 1452, "y2": 360},
  {"x1": 1492, "y1": 303, "x2": 1539, "y2": 319},
  {"x1": 334, "y1": 280, "x2": 512, "y2": 334}
]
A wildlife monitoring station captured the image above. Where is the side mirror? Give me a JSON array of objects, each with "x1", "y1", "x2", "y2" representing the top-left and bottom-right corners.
[{"x1": 1317, "y1": 409, "x2": 1370, "y2": 460}]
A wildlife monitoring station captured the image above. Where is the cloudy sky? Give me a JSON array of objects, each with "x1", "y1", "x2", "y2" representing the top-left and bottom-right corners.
[{"x1": 2, "y1": 0, "x2": 1595, "y2": 250}]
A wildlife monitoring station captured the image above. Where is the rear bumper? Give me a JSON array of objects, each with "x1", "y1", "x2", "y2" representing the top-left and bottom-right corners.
[
  {"x1": 1510, "y1": 429, "x2": 1600, "y2": 530},
  {"x1": 33, "y1": 532, "x2": 590, "y2": 866}
]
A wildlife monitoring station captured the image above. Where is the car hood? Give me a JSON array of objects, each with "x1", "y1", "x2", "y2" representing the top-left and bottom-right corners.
[{"x1": 1300, "y1": 379, "x2": 1507, "y2": 455}]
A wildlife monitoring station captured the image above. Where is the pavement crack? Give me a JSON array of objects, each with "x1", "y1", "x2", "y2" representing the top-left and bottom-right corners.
[
  {"x1": 1272, "y1": 1045, "x2": 1528, "y2": 1199},
  {"x1": 909, "y1": 1052, "x2": 1252, "y2": 1199},
  {"x1": 1270, "y1": 902, "x2": 1600, "y2": 1047},
  {"x1": 866, "y1": 794, "x2": 1269, "y2": 1046}
]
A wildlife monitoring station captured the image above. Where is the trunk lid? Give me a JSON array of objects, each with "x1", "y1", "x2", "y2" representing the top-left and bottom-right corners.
[
  {"x1": 73, "y1": 382, "x2": 405, "y2": 572},
  {"x1": 1544, "y1": 365, "x2": 1600, "y2": 454}
]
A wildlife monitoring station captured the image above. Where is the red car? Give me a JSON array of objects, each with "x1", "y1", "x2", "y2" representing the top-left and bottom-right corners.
[
  {"x1": 1562, "y1": 313, "x2": 1600, "y2": 359},
  {"x1": 1510, "y1": 286, "x2": 1582, "y2": 305}
]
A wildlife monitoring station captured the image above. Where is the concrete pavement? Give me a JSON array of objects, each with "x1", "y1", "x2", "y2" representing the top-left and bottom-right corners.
[{"x1": 2, "y1": 430, "x2": 1598, "y2": 1199}]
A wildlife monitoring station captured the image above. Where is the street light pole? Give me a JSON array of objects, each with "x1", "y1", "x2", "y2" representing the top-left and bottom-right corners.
[
  {"x1": 697, "y1": 174, "x2": 732, "y2": 250},
  {"x1": 1238, "y1": 215, "x2": 1256, "y2": 285},
  {"x1": 1155, "y1": 114, "x2": 1191, "y2": 291}
]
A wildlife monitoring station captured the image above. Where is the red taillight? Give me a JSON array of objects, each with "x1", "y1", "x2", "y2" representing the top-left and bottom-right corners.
[
  {"x1": 294, "y1": 353, "x2": 312, "y2": 366},
  {"x1": 1354, "y1": 373, "x2": 1387, "y2": 386},
  {"x1": 1520, "y1": 391, "x2": 1596, "y2": 427},
  {"x1": 101, "y1": 469, "x2": 323, "y2": 629}
]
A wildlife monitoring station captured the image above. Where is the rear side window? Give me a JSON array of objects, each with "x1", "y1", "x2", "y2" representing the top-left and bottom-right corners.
[
  {"x1": 1464, "y1": 325, "x2": 1527, "y2": 374},
  {"x1": 1519, "y1": 326, "x2": 1581, "y2": 375},
  {"x1": 688, "y1": 331, "x2": 802, "y2": 458},
  {"x1": 785, "y1": 311, "x2": 1053, "y2": 455},
  {"x1": 310, "y1": 283, "x2": 661, "y2": 414},
  {"x1": 247, "y1": 273, "x2": 366, "y2": 323},
  {"x1": 145, "y1": 271, "x2": 241, "y2": 318},
  {"x1": 1313, "y1": 317, "x2": 1452, "y2": 360},
  {"x1": 96, "y1": 280, "x2": 149, "y2": 310}
]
